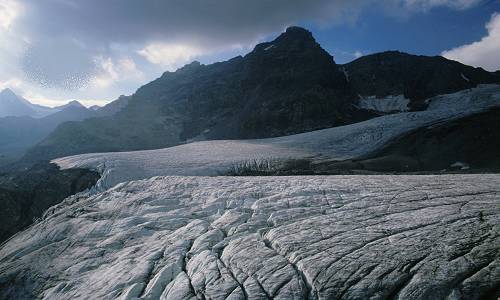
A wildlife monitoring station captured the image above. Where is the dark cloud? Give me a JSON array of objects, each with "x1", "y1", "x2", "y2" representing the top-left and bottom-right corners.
[
  {"x1": 15, "y1": 0, "x2": 372, "y2": 92},
  {"x1": 21, "y1": 0, "x2": 367, "y2": 47}
]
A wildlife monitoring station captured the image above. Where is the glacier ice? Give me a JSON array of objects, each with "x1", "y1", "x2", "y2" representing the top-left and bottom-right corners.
[{"x1": 0, "y1": 175, "x2": 498, "y2": 299}]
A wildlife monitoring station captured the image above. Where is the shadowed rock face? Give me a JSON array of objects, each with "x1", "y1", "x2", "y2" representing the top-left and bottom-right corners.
[
  {"x1": 0, "y1": 163, "x2": 100, "y2": 243},
  {"x1": 0, "y1": 175, "x2": 498, "y2": 299}
]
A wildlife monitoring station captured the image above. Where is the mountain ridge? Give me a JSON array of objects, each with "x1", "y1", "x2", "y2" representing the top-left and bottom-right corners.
[{"x1": 0, "y1": 89, "x2": 89, "y2": 118}]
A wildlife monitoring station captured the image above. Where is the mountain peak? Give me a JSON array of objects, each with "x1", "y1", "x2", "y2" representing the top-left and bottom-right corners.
[
  {"x1": 273, "y1": 26, "x2": 316, "y2": 46},
  {"x1": 54, "y1": 100, "x2": 86, "y2": 111},
  {"x1": 284, "y1": 26, "x2": 313, "y2": 36},
  {"x1": 67, "y1": 100, "x2": 84, "y2": 107},
  {"x1": 177, "y1": 61, "x2": 202, "y2": 73},
  {"x1": 248, "y1": 26, "x2": 334, "y2": 67},
  {"x1": 0, "y1": 88, "x2": 17, "y2": 98}
]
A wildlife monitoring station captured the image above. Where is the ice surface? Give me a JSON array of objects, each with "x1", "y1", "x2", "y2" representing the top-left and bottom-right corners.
[
  {"x1": 54, "y1": 84, "x2": 500, "y2": 189},
  {"x1": 1, "y1": 175, "x2": 498, "y2": 299}
]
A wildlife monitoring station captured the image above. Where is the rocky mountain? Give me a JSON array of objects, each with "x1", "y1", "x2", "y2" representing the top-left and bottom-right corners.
[
  {"x1": 21, "y1": 26, "x2": 500, "y2": 164},
  {"x1": 344, "y1": 51, "x2": 500, "y2": 110},
  {"x1": 0, "y1": 89, "x2": 55, "y2": 118}
]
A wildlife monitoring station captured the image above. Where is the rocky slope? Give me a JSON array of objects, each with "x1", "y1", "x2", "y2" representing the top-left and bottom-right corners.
[
  {"x1": 0, "y1": 163, "x2": 99, "y2": 243},
  {"x1": 22, "y1": 27, "x2": 500, "y2": 164},
  {"x1": 0, "y1": 175, "x2": 498, "y2": 299}
]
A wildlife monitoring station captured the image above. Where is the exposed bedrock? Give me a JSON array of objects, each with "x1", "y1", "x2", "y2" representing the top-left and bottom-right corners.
[
  {"x1": 0, "y1": 162, "x2": 100, "y2": 243},
  {"x1": 0, "y1": 175, "x2": 499, "y2": 299}
]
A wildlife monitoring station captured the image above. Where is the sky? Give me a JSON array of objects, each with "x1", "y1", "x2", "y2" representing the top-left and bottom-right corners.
[{"x1": 0, "y1": 0, "x2": 499, "y2": 107}]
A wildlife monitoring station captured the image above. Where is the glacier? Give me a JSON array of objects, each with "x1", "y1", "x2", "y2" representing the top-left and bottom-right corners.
[
  {"x1": 54, "y1": 84, "x2": 500, "y2": 189},
  {"x1": 0, "y1": 175, "x2": 498, "y2": 299}
]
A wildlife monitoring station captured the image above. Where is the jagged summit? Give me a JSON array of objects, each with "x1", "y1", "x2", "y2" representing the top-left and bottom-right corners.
[
  {"x1": 246, "y1": 26, "x2": 335, "y2": 72},
  {"x1": 282, "y1": 26, "x2": 315, "y2": 40},
  {"x1": 167, "y1": 26, "x2": 325, "y2": 77},
  {"x1": 178, "y1": 60, "x2": 202, "y2": 72},
  {"x1": 251, "y1": 26, "x2": 325, "y2": 57}
]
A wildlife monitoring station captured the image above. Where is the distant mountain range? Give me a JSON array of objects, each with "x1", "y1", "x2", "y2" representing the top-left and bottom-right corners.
[
  {"x1": 0, "y1": 88, "x2": 93, "y2": 118},
  {"x1": 0, "y1": 89, "x2": 55, "y2": 118},
  {"x1": 12, "y1": 26, "x2": 500, "y2": 165},
  {"x1": 0, "y1": 90, "x2": 128, "y2": 166}
]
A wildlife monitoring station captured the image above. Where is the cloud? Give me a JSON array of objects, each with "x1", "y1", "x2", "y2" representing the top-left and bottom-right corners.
[
  {"x1": 442, "y1": 13, "x2": 500, "y2": 71},
  {"x1": 138, "y1": 43, "x2": 203, "y2": 70},
  {"x1": 91, "y1": 56, "x2": 143, "y2": 88},
  {"x1": 0, "y1": 0, "x2": 22, "y2": 31},
  {"x1": 21, "y1": 37, "x2": 99, "y2": 90},
  {"x1": 401, "y1": 0, "x2": 482, "y2": 11},
  {"x1": 19, "y1": 0, "x2": 477, "y2": 49}
]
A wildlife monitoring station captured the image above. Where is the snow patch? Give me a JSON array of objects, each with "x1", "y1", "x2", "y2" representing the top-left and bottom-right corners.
[
  {"x1": 264, "y1": 44, "x2": 275, "y2": 51},
  {"x1": 341, "y1": 67, "x2": 349, "y2": 82},
  {"x1": 461, "y1": 73, "x2": 470, "y2": 82},
  {"x1": 450, "y1": 161, "x2": 470, "y2": 170}
]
